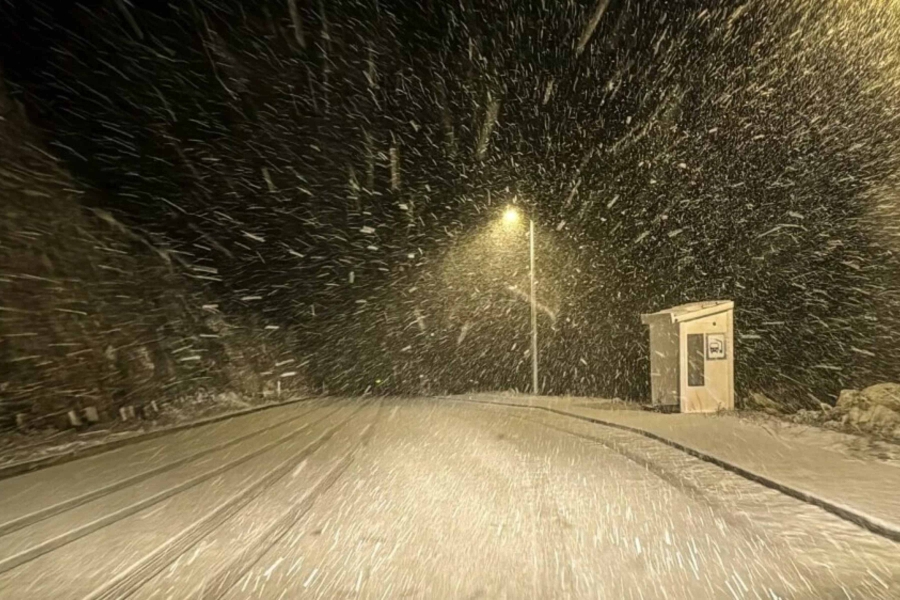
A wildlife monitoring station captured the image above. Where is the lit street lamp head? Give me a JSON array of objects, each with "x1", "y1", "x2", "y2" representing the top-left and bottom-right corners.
[{"x1": 503, "y1": 207, "x2": 521, "y2": 225}]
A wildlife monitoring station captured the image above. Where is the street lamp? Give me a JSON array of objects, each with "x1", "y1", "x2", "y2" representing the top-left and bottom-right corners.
[{"x1": 501, "y1": 206, "x2": 539, "y2": 395}]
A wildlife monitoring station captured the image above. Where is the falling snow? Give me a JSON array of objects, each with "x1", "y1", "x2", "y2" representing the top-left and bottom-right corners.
[{"x1": 2, "y1": 0, "x2": 900, "y2": 596}]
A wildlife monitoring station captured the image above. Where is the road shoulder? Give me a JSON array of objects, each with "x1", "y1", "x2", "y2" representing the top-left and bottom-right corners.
[
  {"x1": 0, "y1": 395, "x2": 317, "y2": 481},
  {"x1": 454, "y1": 394, "x2": 900, "y2": 542}
]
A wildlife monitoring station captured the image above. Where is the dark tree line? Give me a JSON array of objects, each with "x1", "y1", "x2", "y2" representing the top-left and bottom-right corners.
[{"x1": 2, "y1": 0, "x2": 899, "y2": 405}]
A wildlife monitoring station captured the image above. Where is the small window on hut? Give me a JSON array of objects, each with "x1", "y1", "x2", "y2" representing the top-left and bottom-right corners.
[{"x1": 687, "y1": 334, "x2": 705, "y2": 387}]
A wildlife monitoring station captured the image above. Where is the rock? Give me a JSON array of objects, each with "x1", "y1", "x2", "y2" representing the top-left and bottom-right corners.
[
  {"x1": 67, "y1": 410, "x2": 83, "y2": 428},
  {"x1": 83, "y1": 406, "x2": 100, "y2": 423},
  {"x1": 861, "y1": 383, "x2": 900, "y2": 413},
  {"x1": 834, "y1": 389, "x2": 900, "y2": 435},
  {"x1": 790, "y1": 409, "x2": 817, "y2": 425},
  {"x1": 836, "y1": 389, "x2": 867, "y2": 412},
  {"x1": 867, "y1": 404, "x2": 900, "y2": 432},
  {"x1": 857, "y1": 407, "x2": 874, "y2": 427}
]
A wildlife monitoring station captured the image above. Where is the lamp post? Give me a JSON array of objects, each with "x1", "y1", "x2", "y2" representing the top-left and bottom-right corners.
[{"x1": 502, "y1": 207, "x2": 539, "y2": 395}]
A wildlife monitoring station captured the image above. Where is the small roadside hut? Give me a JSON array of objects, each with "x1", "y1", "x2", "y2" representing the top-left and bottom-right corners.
[{"x1": 640, "y1": 300, "x2": 734, "y2": 413}]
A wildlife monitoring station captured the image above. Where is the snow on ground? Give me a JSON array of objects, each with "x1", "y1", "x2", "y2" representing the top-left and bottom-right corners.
[
  {"x1": 0, "y1": 392, "x2": 304, "y2": 469},
  {"x1": 733, "y1": 410, "x2": 900, "y2": 466}
]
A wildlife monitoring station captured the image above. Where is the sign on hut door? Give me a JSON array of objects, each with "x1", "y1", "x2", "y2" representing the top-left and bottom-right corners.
[{"x1": 706, "y1": 333, "x2": 726, "y2": 360}]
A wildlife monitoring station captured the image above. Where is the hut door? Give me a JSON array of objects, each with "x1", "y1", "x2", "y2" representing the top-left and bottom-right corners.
[{"x1": 682, "y1": 332, "x2": 716, "y2": 412}]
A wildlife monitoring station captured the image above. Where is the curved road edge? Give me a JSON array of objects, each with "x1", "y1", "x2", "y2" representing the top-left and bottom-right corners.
[{"x1": 448, "y1": 396, "x2": 900, "y2": 544}]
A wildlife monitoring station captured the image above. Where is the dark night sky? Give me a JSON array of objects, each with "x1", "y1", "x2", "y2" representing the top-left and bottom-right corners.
[{"x1": 2, "y1": 0, "x2": 900, "y2": 400}]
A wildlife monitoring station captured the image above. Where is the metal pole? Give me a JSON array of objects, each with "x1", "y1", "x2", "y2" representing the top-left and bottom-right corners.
[{"x1": 529, "y1": 218, "x2": 539, "y2": 395}]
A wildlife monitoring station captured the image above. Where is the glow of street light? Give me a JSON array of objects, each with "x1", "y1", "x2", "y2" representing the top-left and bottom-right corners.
[{"x1": 503, "y1": 207, "x2": 520, "y2": 225}]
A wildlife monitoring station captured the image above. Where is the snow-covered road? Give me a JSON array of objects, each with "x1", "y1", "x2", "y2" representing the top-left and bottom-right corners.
[{"x1": 0, "y1": 398, "x2": 897, "y2": 599}]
